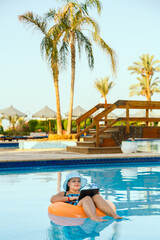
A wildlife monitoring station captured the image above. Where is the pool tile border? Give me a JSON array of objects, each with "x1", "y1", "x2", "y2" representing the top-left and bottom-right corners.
[{"x1": 1, "y1": 156, "x2": 160, "y2": 171}]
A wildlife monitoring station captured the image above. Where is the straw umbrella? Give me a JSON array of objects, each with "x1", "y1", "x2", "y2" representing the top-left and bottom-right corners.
[
  {"x1": 32, "y1": 106, "x2": 57, "y2": 132},
  {"x1": 118, "y1": 111, "x2": 134, "y2": 118},
  {"x1": 0, "y1": 105, "x2": 27, "y2": 129},
  {"x1": 132, "y1": 109, "x2": 160, "y2": 126},
  {"x1": 132, "y1": 109, "x2": 159, "y2": 118},
  {"x1": 65, "y1": 106, "x2": 87, "y2": 131},
  {"x1": 65, "y1": 106, "x2": 87, "y2": 119}
]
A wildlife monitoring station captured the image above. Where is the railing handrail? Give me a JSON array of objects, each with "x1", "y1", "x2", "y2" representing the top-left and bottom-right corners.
[
  {"x1": 76, "y1": 100, "x2": 160, "y2": 143},
  {"x1": 76, "y1": 103, "x2": 110, "y2": 124},
  {"x1": 93, "y1": 101, "x2": 120, "y2": 121},
  {"x1": 92, "y1": 117, "x2": 160, "y2": 137}
]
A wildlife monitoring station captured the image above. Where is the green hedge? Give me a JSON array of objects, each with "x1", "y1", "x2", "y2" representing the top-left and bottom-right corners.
[
  {"x1": 0, "y1": 125, "x2": 3, "y2": 133},
  {"x1": 28, "y1": 120, "x2": 38, "y2": 132}
]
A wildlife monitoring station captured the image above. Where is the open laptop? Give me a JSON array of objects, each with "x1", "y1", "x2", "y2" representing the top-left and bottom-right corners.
[{"x1": 78, "y1": 189, "x2": 99, "y2": 201}]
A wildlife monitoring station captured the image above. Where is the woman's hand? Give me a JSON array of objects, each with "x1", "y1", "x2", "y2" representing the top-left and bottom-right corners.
[{"x1": 69, "y1": 196, "x2": 78, "y2": 201}]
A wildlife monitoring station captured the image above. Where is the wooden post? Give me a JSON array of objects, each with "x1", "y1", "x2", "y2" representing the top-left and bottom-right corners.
[
  {"x1": 105, "y1": 114, "x2": 108, "y2": 126},
  {"x1": 46, "y1": 118, "x2": 48, "y2": 133},
  {"x1": 146, "y1": 109, "x2": 149, "y2": 126},
  {"x1": 96, "y1": 121, "x2": 100, "y2": 147},
  {"x1": 104, "y1": 103, "x2": 107, "y2": 126},
  {"x1": 77, "y1": 123, "x2": 80, "y2": 141},
  {"x1": 126, "y1": 104, "x2": 130, "y2": 134},
  {"x1": 49, "y1": 120, "x2": 51, "y2": 132}
]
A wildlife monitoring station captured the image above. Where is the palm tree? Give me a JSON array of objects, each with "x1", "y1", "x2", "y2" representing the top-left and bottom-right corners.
[
  {"x1": 93, "y1": 76, "x2": 115, "y2": 104},
  {"x1": 52, "y1": 0, "x2": 117, "y2": 134},
  {"x1": 18, "y1": 12, "x2": 63, "y2": 134},
  {"x1": 128, "y1": 54, "x2": 160, "y2": 101},
  {"x1": 129, "y1": 75, "x2": 160, "y2": 100}
]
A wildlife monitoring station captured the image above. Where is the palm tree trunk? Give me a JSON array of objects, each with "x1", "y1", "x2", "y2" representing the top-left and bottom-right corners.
[
  {"x1": 104, "y1": 96, "x2": 107, "y2": 125},
  {"x1": 146, "y1": 74, "x2": 151, "y2": 101},
  {"x1": 54, "y1": 80, "x2": 62, "y2": 134},
  {"x1": 53, "y1": 63, "x2": 62, "y2": 135},
  {"x1": 104, "y1": 96, "x2": 107, "y2": 105},
  {"x1": 67, "y1": 32, "x2": 76, "y2": 135}
]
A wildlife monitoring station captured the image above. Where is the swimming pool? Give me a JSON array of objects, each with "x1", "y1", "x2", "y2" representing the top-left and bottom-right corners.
[
  {"x1": 137, "y1": 139, "x2": 160, "y2": 153},
  {"x1": 0, "y1": 140, "x2": 76, "y2": 149},
  {"x1": 1, "y1": 163, "x2": 160, "y2": 240},
  {"x1": 19, "y1": 140, "x2": 76, "y2": 149}
]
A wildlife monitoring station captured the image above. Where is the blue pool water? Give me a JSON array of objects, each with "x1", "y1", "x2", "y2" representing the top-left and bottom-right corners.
[
  {"x1": 137, "y1": 139, "x2": 160, "y2": 153},
  {"x1": 0, "y1": 140, "x2": 76, "y2": 149},
  {"x1": 1, "y1": 163, "x2": 160, "y2": 240}
]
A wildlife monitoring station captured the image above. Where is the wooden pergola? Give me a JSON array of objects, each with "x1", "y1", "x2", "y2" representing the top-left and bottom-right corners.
[{"x1": 76, "y1": 100, "x2": 160, "y2": 147}]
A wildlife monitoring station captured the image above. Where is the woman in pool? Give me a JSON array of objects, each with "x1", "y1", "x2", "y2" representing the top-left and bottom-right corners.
[{"x1": 50, "y1": 171, "x2": 122, "y2": 222}]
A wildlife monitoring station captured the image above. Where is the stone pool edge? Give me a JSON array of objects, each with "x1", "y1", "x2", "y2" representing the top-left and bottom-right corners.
[{"x1": 0, "y1": 149, "x2": 160, "y2": 171}]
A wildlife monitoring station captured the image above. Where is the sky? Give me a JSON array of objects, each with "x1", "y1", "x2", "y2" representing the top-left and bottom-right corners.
[{"x1": 1, "y1": 0, "x2": 160, "y2": 127}]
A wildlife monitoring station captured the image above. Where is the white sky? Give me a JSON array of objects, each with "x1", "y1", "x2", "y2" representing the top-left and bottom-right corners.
[{"x1": 0, "y1": 0, "x2": 160, "y2": 126}]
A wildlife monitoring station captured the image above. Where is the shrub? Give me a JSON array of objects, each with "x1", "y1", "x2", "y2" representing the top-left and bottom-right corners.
[
  {"x1": 38, "y1": 120, "x2": 47, "y2": 127},
  {"x1": 48, "y1": 119, "x2": 57, "y2": 132},
  {"x1": 86, "y1": 118, "x2": 92, "y2": 127},
  {"x1": 0, "y1": 125, "x2": 3, "y2": 133},
  {"x1": 62, "y1": 119, "x2": 77, "y2": 131},
  {"x1": 63, "y1": 119, "x2": 68, "y2": 130},
  {"x1": 61, "y1": 120, "x2": 65, "y2": 130},
  {"x1": 80, "y1": 121, "x2": 85, "y2": 129},
  {"x1": 35, "y1": 125, "x2": 46, "y2": 132},
  {"x1": 72, "y1": 120, "x2": 76, "y2": 128},
  {"x1": 28, "y1": 120, "x2": 38, "y2": 132},
  {"x1": 52, "y1": 121, "x2": 57, "y2": 132}
]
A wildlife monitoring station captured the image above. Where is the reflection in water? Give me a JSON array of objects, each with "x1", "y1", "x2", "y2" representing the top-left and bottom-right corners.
[
  {"x1": 47, "y1": 217, "x2": 119, "y2": 240},
  {"x1": 78, "y1": 166, "x2": 160, "y2": 217},
  {"x1": 47, "y1": 165, "x2": 160, "y2": 239},
  {"x1": 48, "y1": 213, "x2": 85, "y2": 226},
  {"x1": 137, "y1": 140, "x2": 160, "y2": 153},
  {"x1": 57, "y1": 172, "x2": 61, "y2": 192}
]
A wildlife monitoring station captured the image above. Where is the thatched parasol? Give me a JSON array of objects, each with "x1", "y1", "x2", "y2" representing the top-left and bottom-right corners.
[
  {"x1": 0, "y1": 105, "x2": 27, "y2": 128},
  {"x1": 32, "y1": 106, "x2": 57, "y2": 132}
]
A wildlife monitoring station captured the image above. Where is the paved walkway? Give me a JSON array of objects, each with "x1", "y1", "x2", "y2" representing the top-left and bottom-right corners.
[{"x1": 0, "y1": 148, "x2": 160, "y2": 162}]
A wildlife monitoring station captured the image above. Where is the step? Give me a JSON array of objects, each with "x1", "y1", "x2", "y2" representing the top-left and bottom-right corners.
[
  {"x1": 83, "y1": 136, "x2": 103, "y2": 144},
  {"x1": 99, "y1": 132, "x2": 114, "y2": 137},
  {"x1": 77, "y1": 141, "x2": 96, "y2": 147},
  {"x1": 67, "y1": 146, "x2": 122, "y2": 154},
  {"x1": 89, "y1": 131, "x2": 113, "y2": 137},
  {"x1": 89, "y1": 127, "x2": 119, "y2": 133},
  {"x1": 89, "y1": 129, "x2": 119, "y2": 137},
  {"x1": 83, "y1": 136, "x2": 97, "y2": 142}
]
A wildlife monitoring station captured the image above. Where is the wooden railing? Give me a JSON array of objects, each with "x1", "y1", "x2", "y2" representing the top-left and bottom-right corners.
[{"x1": 76, "y1": 100, "x2": 160, "y2": 147}]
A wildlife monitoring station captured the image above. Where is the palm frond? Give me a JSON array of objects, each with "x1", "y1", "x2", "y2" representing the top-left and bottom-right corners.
[
  {"x1": 93, "y1": 33, "x2": 117, "y2": 74},
  {"x1": 93, "y1": 76, "x2": 115, "y2": 97},
  {"x1": 74, "y1": 16, "x2": 100, "y2": 34},
  {"x1": 44, "y1": 9, "x2": 56, "y2": 21},
  {"x1": 18, "y1": 12, "x2": 47, "y2": 34},
  {"x1": 128, "y1": 54, "x2": 160, "y2": 78},
  {"x1": 129, "y1": 83, "x2": 142, "y2": 97},
  {"x1": 128, "y1": 66, "x2": 142, "y2": 74},
  {"x1": 75, "y1": 30, "x2": 94, "y2": 68},
  {"x1": 84, "y1": 0, "x2": 102, "y2": 14},
  {"x1": 59, "y1": 40, "x2": 69, "y2": 70}
]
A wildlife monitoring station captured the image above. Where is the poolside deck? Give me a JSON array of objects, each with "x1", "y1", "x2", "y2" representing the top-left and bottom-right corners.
[{"x1": 0, "y1": 148, "x2": 160, "y2": 162}]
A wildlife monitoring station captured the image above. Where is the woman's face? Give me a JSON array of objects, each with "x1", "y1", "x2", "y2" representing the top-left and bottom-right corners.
[{"x1": 67, "y1": 177, "x2": 81, "y2": 191}]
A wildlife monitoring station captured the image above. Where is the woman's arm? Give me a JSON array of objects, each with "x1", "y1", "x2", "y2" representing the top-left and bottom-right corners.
[
  {"x1": 50, "y1": 192, "x2": 78, "y2": 203},
  {"x1": 50, "y1": 191, "x2": 67, "y2": 203}
]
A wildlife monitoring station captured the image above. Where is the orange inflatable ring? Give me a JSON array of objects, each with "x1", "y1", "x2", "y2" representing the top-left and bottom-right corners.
[{"x1": 48, "y1": 200, "x2": 116, "y2": 218}]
